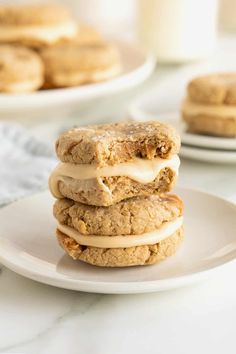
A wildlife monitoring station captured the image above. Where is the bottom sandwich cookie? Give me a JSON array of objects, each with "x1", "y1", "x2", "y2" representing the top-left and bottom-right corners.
[
  {"x1": 57, "y1": 227, "x2": 184, "y2": 267},
  {"x1": 53, "y1": 194, "x2": 184, "y2": 267}
]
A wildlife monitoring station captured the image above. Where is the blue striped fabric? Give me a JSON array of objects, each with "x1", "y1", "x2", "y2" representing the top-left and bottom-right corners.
[{"x1": 0, "y1": 123, "x2": 57, "y2": 206}]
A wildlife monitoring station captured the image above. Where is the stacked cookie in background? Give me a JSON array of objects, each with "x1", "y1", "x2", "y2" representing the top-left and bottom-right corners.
[
  {"x1": 182, "y1": 73, "x2": 236, "y2": 137},
  {"x1": 0, "y1": 3, "x2": 121, "y2": 93},
  {"x1": 0, "y1": 4, "x2": 78, "y2": 47},
  {"x1": 49, "y1": 121, "x2": 184, "y2": 267}
]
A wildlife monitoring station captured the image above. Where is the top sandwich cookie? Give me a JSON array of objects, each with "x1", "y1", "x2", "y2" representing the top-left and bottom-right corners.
[
  {"x1": 0, "y1": 4, "x2": 77, "y2": 47},
  {"x1": 56, "y1": 121, "x2": 180, "y2": 166},
  {"x1": 49, "y1": 121, "x2": 180, "y2": 206},
  {"x1": 188, "y1": 73, "x2": 236, "y2": 105}
]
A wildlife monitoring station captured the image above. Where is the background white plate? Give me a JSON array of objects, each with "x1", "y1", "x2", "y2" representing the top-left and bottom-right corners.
[
  {"x1": 180, "y1": 145, "x2": 236, "y2": 163},
  {"x1": 0, "y1": 187, "x2": 235, "y2": 294},
  {"x1": 0, "y1": 39, "x2": 155, "y2": 120},
  {"x1": 180, "y1": 123, "x2": 236, "y2": 151}
]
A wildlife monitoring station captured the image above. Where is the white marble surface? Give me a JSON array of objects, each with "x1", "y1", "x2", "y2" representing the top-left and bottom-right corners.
[
  {"x1": 0, "y1": 261, "x2": 236, "y2": 353},
  {"x1": 1, "y1": 38, "x2": 236, "y2": 354}
]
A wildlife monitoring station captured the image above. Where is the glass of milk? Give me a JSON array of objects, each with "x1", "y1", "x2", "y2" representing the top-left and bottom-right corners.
[
  {"x1": 137, "y1": 0, "x2": 219, "y2": 63},
  {"x1": 219, "y1": 0, "x2": 236, "y2": 31},
  {"x1": 61, "y1": 0, "x2": 135, "y2": 36}
]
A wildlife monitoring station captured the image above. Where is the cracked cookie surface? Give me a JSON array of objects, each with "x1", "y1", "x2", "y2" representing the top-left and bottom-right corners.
[
  {"x1": 54, "y1": 194, "x2": 183, "y2": 235},
  {"x1": 56, "y1": 121, "x2": 180, "y2": 166}
]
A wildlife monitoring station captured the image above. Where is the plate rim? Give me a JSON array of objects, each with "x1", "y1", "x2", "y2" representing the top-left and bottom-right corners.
[
  {"x1": 180, "y1": 145, "x2": 236, "y2": 163},
  {"x1": 0, "y1": 39, "x2": 155, "y2": 110},
  {"x1": 0, "y1": 187, "x2": 236, "y2": 294},
  {"x1": 1, "y1": 248, "x2": 234, "y2": 294}
]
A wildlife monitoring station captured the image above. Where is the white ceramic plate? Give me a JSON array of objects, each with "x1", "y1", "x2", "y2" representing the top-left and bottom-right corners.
[
  {"x1": 180, "y1": 125, "x2": 236, "y2": 151},
  {"x1": 180, "y1": 145, "x2": 236, "y2": 163},
  {"x1": 0, "y1": 187, "x2": 236, "y2": 294},
  {"x1": 130, "y1": 110, "x2": 236, "y2": 151},
  {"x1": 0, "y1": 39, "x2": 155, "y2": 118}
]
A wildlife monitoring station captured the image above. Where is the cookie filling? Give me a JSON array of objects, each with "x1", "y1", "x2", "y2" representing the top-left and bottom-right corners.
[
  {"x1": 0, "y1": 21, "x2": 77, "y2": 42},
  {"x1": 182, "y1": 98, "x2": 236, "y2": 117},
  {"x1": 57, "y1": 216, "x2": 183, "y2": 248},
  {"x1": 49, "y1": 155, "x2": 180, "y2": 198}
]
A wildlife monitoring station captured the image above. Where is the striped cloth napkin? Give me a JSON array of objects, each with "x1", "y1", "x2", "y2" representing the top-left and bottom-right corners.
[{"x1": 0, "y1": 123, "x2": 57, "y2": 207}]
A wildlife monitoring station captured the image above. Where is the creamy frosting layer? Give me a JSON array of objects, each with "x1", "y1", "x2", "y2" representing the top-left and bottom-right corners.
[
  {"x1": 182, "y1": 98, "x2": 236, "y2": 117},
  {"x1": 49, "y1": 155, "x2": 180, "y2": 198},
  {"x1": 0, "y1": 21, "x2": 77, "y2": 42},
  {"x1": 57, "y1": 216, "x2": 183, "y2": 248}
]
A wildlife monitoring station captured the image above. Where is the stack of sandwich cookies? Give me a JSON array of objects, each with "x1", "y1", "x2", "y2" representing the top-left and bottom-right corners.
[
  {"x1": 182, "y1": 73, "x2": 236, "y2": 137},
  {"x1": 49, "y1": 121, "x2": 184, "y2": 267}
]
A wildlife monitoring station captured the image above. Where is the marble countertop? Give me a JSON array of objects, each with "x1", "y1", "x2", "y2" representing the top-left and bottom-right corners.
[
  {"x1": 1, "y1": 40, "x2": 236, "y2": 353},
  {"x1": 0, "y1": 260, "x2": 235, "y2": 354}
]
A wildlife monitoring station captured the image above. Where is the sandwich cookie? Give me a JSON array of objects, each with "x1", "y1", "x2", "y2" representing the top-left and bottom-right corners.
[
  {"x1": 49, "y1": 121, "x2": 181, "y2": 206},
  {"x1": 40, "y1": 42, "x2": 122, "y2": 88},
  {"x1": 0, "y1": 4, "x2": 77, "y2": 47},
  {"x1": 55, "y1": 194, "x2": 184, "y2": 267},
  {"x1": 0, "y1": 45, "x2": 43, "y2": 93},
  {"x1": 182, "y1": 73, "x2": 236, "y2": 137}
]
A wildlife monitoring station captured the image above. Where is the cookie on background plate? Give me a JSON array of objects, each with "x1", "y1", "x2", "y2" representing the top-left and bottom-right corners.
[
  {"x1": 182, "y1": 73, "x2": 236, "y2": 137},
  {"x1": 188, "y1": 73, "x2": 236, "y2": 105},
  {"x1": 73, "y1": 24, "x2": 103, "y2": 46},
  {"x1": 40, "y1": 42, "x2": 122, "y2": 88},
  {"x1": 0, "y1": 45, "x2": 44, "y2": 93},
  {"x1": 55, "y1": 194, "x2": 184, "y2": 267},
  {"x1": 0, "y1": 4, "x2": 77, "y2": 47},
  {"x1": 49, "y1": 121, "x2": 180, "y2": 206}
]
